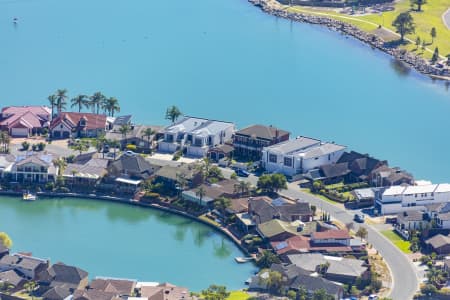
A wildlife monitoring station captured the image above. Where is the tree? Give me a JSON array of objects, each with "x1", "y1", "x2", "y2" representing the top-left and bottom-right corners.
[
  {"x1": 196, "y1": 186, "x2": 206, "y2": 205},
  {"x1": 200, "y1": 284, "x2": 230, "y2": 300},
  {"x1": 72, "y1": 140, "x2": 89, "y2": 155},
  {"x1": 431, "y1": 47, "x2": 439, "y2": 64},
  {"x1": 392, "y1": 12, "x2": 415, "y2": 42},
  {"x1": 0, "y1": 232, "x2": 12, "y2": 249},
  {"x1": 410, "y1": 0, "x2": 426, "y2": 11},
  {"x1": 142, "y1": 127, "x2": 155, "y2": 151},
  {"x1": 70, "y1": 94, "x2": 88, "y2": 112},
  {"x1": 297, "y1": 286, "x2": 308, "y2": 300},
  {"x1": 312, "y1": 288, "x2": 334, "y2": 300},
  {"x1": 421, "y1": 283, "x2": 437, "y2": 296},
  {"x1": 271, "y1": 173, "x2": 287, "y2": 192},
  {"x1": 356, "y1": 227, "x2": 368, "y2": 240},
  {"x1": 21, "y1": 141, "x2": 30, "y2": 151},
  {"x1": 103, "y1": 97, "x2": 120, "y2": 116},
  {"x1": 55, "y1": 89, "x2": 68, "y2": 115},
  {"x1": 257, "y1": 174, "x2": 273, "y2": 193},
  {"x1": 165, "y1": 105, "x2": 182, "y2": 123},
  {"x1": 447, "y1": 54, "x2": 450, "y2": 66},
  {"x1": 90, "y1": 92, "x2": 106, "y2": 114},
  {"x1": 234, "y1": 180, "x2": 251, "y2": 196},
  {"x1": 214, "y1": 196, "x2": 231, "y2": 218},
  {"x1": 24, "y1": 281, "x2": 37, "y2": 299},
  {"x1": 430, "y1": 27, "x2": 436, "y2": 43},
  {"x1": 415, "y1": 36, "x2": 421, "y2": 49},
  {"x1": 257, "y1": 173, "x2": 287, "y2": 194},
  {"x1": 48, "y1": 94, "x2": 57, "y2": 119},
  {"x1": 257, "y1": 250, "x2": 280, "y2": 268},
  {"x1": 261, "y1": 270, "x2": 283, "y2": 295},
  {"x1": 119, "y1": 124, "x2": 131, "y2": 147},
  {"x1": 0, "y1": 131, "x2": 11, "y2": 153},
  {"x1": 53, "y1": 158, "x2": 67, "y2": 176}
]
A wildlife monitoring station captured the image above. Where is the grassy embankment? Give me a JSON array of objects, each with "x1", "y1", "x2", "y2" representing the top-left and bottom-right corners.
[
  {"x1": 286, "y1": 0, "x2": 450, "y2": 60},
  {"x1": 381, "y1": 229, "x2": 412, "y2": 254},
  {"x1": 227, "y1": 291, "x2": 251, "y2": 300}
]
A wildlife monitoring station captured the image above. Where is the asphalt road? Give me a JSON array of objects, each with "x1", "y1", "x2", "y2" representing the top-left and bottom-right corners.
[{"x1": 280, "y1": 184, "x2": 419, "y2": 300}]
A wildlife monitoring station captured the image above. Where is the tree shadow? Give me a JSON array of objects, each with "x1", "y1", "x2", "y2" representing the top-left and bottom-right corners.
[
  {"x1": 383, "y1": 39, "x2": 409, "y2": 49},
  {"x1": 390, "y1": 59, "x2": 411, "y2": 77}
]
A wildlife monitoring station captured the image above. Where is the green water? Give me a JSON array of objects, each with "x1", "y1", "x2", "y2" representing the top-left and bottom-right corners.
[{"x1": 0, "y1": 196, "x2": 256, "y2": 290}]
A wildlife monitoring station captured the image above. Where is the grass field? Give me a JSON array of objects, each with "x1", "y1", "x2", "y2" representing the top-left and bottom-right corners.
[
  {"x1": 381, "y1": 230, "x2": 412, "y2": 254},
  {"x1": 227, "y1": 291, "x2": 250, "y2": 300},
  {"x1": 287, "y1": 0, "x2": 450, "y2": 59}
]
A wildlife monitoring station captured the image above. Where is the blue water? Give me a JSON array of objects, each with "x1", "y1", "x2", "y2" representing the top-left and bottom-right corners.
[
  {"x1": 0, "y1": 197, "x2": 256, "y2": 290},
  {"x1": 1, "y1": 0, "x2": 450, "y2": 182}
]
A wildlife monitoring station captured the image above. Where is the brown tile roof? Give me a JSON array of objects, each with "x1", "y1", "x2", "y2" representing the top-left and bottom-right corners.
[
  {"x1": 311, "y1": 229, "x2": 350, "y2": 240},
  {"x1": 235, "y1": 124, "x2": 289, "y2": 141},
  {"x1": 271, "y1": 235, "x2": 311, "y2": 255},
  {"x1": 89, "y1": 278, "x2": 136, "y2": 295},
  {"x1": 140, "y1": 283, "x2": 192, "y2": 300},
  {"x1": 50, "y1": 112, "x2": 107, "y2": 131}
]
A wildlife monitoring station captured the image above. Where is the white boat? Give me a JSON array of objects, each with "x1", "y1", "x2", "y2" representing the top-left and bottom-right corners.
[
  {"x1": 23, "y1": 192, "x2": 37, "y2": 201},
  {"x1": 235, "y1": 257, "x2": 254, "y2": 263}
]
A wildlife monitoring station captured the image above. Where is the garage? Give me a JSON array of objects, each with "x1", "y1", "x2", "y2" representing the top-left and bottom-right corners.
[{"x1": 10, "y1": 127, "x2": 29, "y2": 137}]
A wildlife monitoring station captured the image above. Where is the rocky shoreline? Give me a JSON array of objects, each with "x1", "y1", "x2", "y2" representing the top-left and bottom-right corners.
[{"x1": 249, "y1": 0, "x2": 450, "y2": 81}]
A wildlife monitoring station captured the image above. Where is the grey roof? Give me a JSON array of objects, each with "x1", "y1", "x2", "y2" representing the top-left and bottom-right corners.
[
  {"x1": 164, "y1": 116, "x2": 209, "y2": 134},
  {"x1": 106, "y1": 124, "x2": 163, "y2": 142},
  {"x1": 287, "y1": 253, "x2": 325, "y2": 272},
  {"x1": 154, "y1": 163, "x2": 198, "y2": 181},
  {"x1": 301, "y1": 143, "x2": 346, "y2": 159},
  {"x1": 235, "y1": 125, "x2": 289, "y2": 141},
  {"x1": 64, "y1": 159, "x2": 108, "y2": 179},
  {"x1": 112, "y1": 115, "x2": 132, "y2": 126},
  {"x1": 0, "y1": 255, "x2": 19, "y2": 265},
  {"x1": 397, "y1": 210, "x2": 426, "y2": 222},
  {"x1": 72, "y1": 289, "x2": 118, "y2": 300},
  {"x1": 0, "y1": 270, "x2": 26, "y2": 287},
  {"x1": 40, "y1": 263, "x2": 88, "y2": 286},
  {"x1": 264, "y1": 137, "x2": 320, "y2": 154},
  {"x1": 320, "y1": 163, "x2": 350, "y2": 179},
  {"x1": 41, "y1": 284, "x2": 73, "y2": 300},
  {"x1": 249, "y1": 197, "x2": 312, "y2": 225},
  {"x1": 290, "y1": 273, "x2": 343, "y2": 296},
  {"x1": 191, "y1": 119, "x2": 234, "y2": 137},
  {"x1": 353, "y1": 188, "x2": 375, "y2": 200},
  {"x1": 270, "y1": 263, "x2": 311, "y2": 280},
  {"x1": 109, "y1": 154, "x2": 158, "y2": 179},
  {"x1": 425, "y1": 234, "x2": 450, "y2": 249},
  {"x1": 438, "y1": 212, "x2": 450, "y2": 221},
  {"x1": 15, "y1": 155, "x2": 50, "y2": 167}
]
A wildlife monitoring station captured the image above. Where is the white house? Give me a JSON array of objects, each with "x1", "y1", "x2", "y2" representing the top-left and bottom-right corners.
[
  {"x1": 6, "y1": 154, "x2": 57, "y2": 183},
  {"x1": 377, "y1": 184, "x2": 450, "y2": 215},
  {"x1": 261, "y1": 136, "x2": 346, "y2": 177},
  {"x1": 158, "y1": 116, "x2": 235, "y2": 157}
]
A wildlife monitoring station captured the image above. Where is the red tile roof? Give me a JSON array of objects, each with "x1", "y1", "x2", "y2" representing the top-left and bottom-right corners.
[
  {"x1": 271, "y1": 235, "x2": 311, "y2": 255},
  {"x1": 0, "y1": 106, "x2": 50, "y2": 129},
  {"x1": 311, "y1": 229, "x2": 351, "y2": 240},
  {"x1": 50, "y1": 112, "x2": 107, "y2": 131}
]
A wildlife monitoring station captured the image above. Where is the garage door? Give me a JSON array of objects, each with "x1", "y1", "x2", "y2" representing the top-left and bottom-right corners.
[{"x1": 11, "y1": 128, "x2": 29, "y2": 137}]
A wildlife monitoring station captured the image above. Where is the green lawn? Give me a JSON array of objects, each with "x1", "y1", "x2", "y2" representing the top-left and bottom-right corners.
[
  {"x1": 287, "y1": 0, "x2": 450, "y2": 59},
  {"x1": 227, "y1": 291, "x2": 250, "y2": 300},
  {"x1": 381, "y1": 230, "x2": 412, "y2": 254}
]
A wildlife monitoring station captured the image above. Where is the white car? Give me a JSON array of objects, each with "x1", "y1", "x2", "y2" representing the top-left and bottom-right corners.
[{"x1": 368, "y1": 295, "x2": 378, "y2": 300}]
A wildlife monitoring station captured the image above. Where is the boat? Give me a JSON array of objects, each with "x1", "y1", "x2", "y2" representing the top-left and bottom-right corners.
[
  {"x1": 23, "y1": 192, "x2": 37, "y2": 201},
  {"x1": 235, "y1": 257, "x2": 254, "y2": 263}
]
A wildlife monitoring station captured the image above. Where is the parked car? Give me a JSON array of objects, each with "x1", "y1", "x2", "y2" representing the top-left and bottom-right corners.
[
  {"x1": 368, "y1": 294, "x2": 378, "y2": 300},
  {"x1": 235, "y1": 169, "x2": 250, "y2": 177},
  {"x1": 354, "y1": 214, "x2": 365, "y2": 223}
]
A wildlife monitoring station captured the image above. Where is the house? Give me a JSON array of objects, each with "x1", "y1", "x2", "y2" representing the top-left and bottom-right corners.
[
  {"x1": 158, "y1": 116, "x2": 235, "y2": 157},
  {"x1": 108, "y1": 152, "x2": 159, "y2": 181},
  {"x1": 310, "y1": 230, "x2": 351, "y2": 247},
  {"x1": 88, "y1": 278, "x2": 136, "y2": 296},
  {"x1": 261, "y1": 137, "x2": 346, "y2": 177},
  {"x1": 337, "y1": 151, "x2": 387, "y2": 184},
  {"x1": 287, "y1": 253, "x2": 368, "y2": 284},
  {"x1": 305, "y1": 162, "x2": 350, "y2": 185},
  {"x1": 271, "y1": 235, "x2": 311, "y2": 257},
  {"x1": 289, "y1": 272, "x2": 344, "y2": 300},
  {"x1": 376, "y1": 183, "x2": 450, "y2": 215},
  {"x1": 425, "y1": 234, "x2": 450, "y2": 255},
  {"x1": 397, "y1": 210, "x2": 428, "y2": 231},
  {"x1": 50, "y1": 112, "x2": 108, "y2": 139},
  {"x1": 139, "y1": 282, "x2": 192, "y2": 300},
  {"x1": 233, "y1": 124, "x2": 290, "y2": 161},
  {"x1": 0, "y1": 254, "x2": 48, "y2": 280},
  {"x1": 105, "y1": 124, "x2": 163, "y2": 153},
  {"x1": 63, "y1": 158, "x2": 108, "y2": 186},
  {"x1": 248, "y1": 197, "x2": 312, "y2": 225},
  {"x1": 207, "y1": 144, "x2": 234, "y2": 163},
  {"x1": 6, "y1": 154, "x2": 57, "y2": 183},
  {"x1": 181, "y1": 179, "x2": 241, "y2": 207},
  {"x1": 37, "y1": 262, "x2": 89, "y2": 291},
  {"x1": 0, "y1": 106, "x2": 51, "y2": 137},
  {"x1": 72, "y1": 289, "x2": 119, "y2": 300},
  {"x1": 257, "y1": 219, "x2": 303, "y2": 242},
  {"x1": 370, "y1": 165, "x2": 414, "y2": 187},
  {"x1": 0, "y1": 270, "x2": 27, "y2": 292},
  {"x1": 153, "y1": 163, "x2": 202, "y2": 189},
  {"x1": 352, "y1": 188, "x2": 377, "y2": 207}
]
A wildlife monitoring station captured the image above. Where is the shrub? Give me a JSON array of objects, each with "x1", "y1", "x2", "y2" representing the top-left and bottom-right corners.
[
  {"x1": 31, "y1": 144, "x2": 37, "y2": 151},
  {"x1": 126, "y1": 144, "x2": 137, "y2": 151},
  {"x1": 230, "y1": 172, "x2": 237, "y2": 180},
  {"x1": 37, "y1": 142, "x2": 46, "y2": 151},
  {"x1": 21, "y1": 141, "x2": 30, "y2": 151}
]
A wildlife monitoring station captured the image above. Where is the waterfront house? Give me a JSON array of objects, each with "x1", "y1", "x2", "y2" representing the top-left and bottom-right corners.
[
  {"x1": 305, "y1": 162, "x2": 351, "y2": 185},
  {"x1": 181, "y1": 179, "x2": 241, "y2": 207},
  {"x1": 64, "y1": 158, "x2": 108, "y2": 186},
  {"x1": 0, "y1": 243, "x2": 9, "y2": 259},
  {"x1": 0, "y1": 106, "x2": 51, "y2": 137},
  {"x1": 0, "y1": 270, "x2": 27, "y2": 292},
  {"x1": 310, "y1": 229, "x2": 351, "y2": 247},
  {"x1": 271, "y1": 235, "x2": 311, "y2": 257},
  {"x1": 248, "y1": 197, "x2": 313, "y2": 224},
  {"x1": 370, "y1": 165, "x2": 414, "y2": 187},
  {"x1": 233, "y1": 124, "x2": 290, "y2": 161},
  {"x1": 108, "y1": 152, "x2": 158, "y2": 181},
  {"x1": 6, "y1": 153, "x2": 57, "y2": 183},
  {"x1": 153, "y1": 163, "x2": 202, "y2": 189},
  {"x1": 50, "y1": 112, "x2": 108, "y2": 139},
  {"x1": 72, "y1": 289, "x2": 118, "y2": 300},
  {"x1": 139, "y1": 282, "x2": 192, "y2": 300},
  {"x1": 257, "y1": 219, "x2": 303, "y2": 242},
  {"x1": 37, "y1": 262, "x2": 89, "y2": 292},
  {"x1": 0, "y1": 254, "x2": 48, "y2": 280},
  {"x1": 425, "y1": 234, "x2": 450, "y2": 255},
  {"x1": 105, "y1": 124, "x2": 163, "y2": 153},
  {"x1": 376, "y1": 183, "x2": 450, "y2": 215},
  {"x1": 261, "y1": 137, "x2": 346, "y2": 177},
  {"x1": 88, "y1": 278, "x2": 136, "y2": 297},
  {"x1": 158, "y1": 116, "x2": 235, "y2": 157}
]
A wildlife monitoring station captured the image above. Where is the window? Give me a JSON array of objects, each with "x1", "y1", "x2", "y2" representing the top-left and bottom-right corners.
[
  {"x1": 269, "y1": 154, "x2": 277, "y2": 163},
  {"x1": 314, "y1": 157, "x2": 319, "y2": 160},
  {"x1": 328, "y1": 154, "x2": 331, "y2": 160},
  {"x1": 284, "y1": 157, "x2": 292, "y2": 167}
]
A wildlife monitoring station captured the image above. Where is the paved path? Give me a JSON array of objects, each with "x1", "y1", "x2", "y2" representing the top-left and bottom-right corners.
[
  {"x1": 443, "y1": 8, "x2": 450, "y2": 30},
  {"x1": 280, "y1": 183, "x2": 419, "y2": 300}
]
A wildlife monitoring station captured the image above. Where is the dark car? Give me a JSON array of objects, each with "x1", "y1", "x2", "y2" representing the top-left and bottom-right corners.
[
  {"x1": 236, "y1": 169, "x2": 250, "y2": 177},
  {"x1": 354, "y1": 214, "x2": 365, "y2": 223}
]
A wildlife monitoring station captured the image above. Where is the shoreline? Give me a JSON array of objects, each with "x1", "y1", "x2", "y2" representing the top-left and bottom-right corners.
[{"x1": 248, "y1": 0, "x2": 450, "y2": 82}]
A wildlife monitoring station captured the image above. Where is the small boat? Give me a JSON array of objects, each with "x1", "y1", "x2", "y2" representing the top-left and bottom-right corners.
[
  {"x1": 23, "y1": 192, "x2": 37, "y2": 201},
  {"x1": 235, "y1": 257, "x2": 254, "y2": 263}
]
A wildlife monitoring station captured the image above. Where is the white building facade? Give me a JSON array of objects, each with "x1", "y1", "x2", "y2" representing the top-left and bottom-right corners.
[{"x1": 261, "y1": 137, "x2": 346, "y2": 177}]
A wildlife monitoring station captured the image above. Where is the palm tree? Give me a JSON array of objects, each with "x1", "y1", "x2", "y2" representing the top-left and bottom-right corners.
[
  {"x1": 176, "y1": 172, "x2": 188, "y2": 198},
  {"x1": 119, "y1": 124, "x2": 131, "y2": 147},
  {"x1": 89, "y1": 92, "x2": 106, "y2": 114},
  {"x1": 70, "y1": 94, "x2": 88, "y2": 112},
  {"x1": 0, "y1": 131, "x2": 10, "y2": 153},
  {"x1": 234, "y1": 180, "x2": 251, "y2": 197},
  {"x1": 53, "y1": 158, "x2": 67, "y2": 176},
  {"x1": 165, "y1": 106, "x2": 182, "y2": 123},
  {"x1": 72, "y1": 141, "x2": 89, "y2": 155},
  {"x1": 48, "y1": 94, "x2": 57, "y2": 119},
  {"x1": 103, "y1": 97, "x2": 120, "y2": 116},
  {"x1": 108, "y1": 139, "x2": 120, "y2": 159},
  {"x1": 55, "y1": 89, "x2": 68, "y2": 115},
  {"x1": 142, "y1": 127, "x2": 155, "y2": 151},
  {"x1": 214, "y1": 196, "x2": 231, "y2": 218},
  {"x1": 195, "y1": 186, "x2": 206, "y2": 206}
]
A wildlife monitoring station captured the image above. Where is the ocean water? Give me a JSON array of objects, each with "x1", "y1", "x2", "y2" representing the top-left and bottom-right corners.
[
  {"x1": 1, "y1": 0, "x2": 449, "y2": 182},
  {"x1": 0, "y1": 197, "x2": 257, "y2": 290}
]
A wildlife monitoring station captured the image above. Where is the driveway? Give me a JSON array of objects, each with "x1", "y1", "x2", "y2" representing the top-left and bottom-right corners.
[{"x1": 280, "y1": 184, "x2": 419, "y2": 300}]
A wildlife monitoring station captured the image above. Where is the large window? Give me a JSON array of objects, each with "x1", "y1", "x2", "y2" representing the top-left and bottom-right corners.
[
  {"x1": 269, "y1": 154, "x2": 277, "y2": 163},
  {"x1": 284, "y1": 157, "x2": 293, "y2": 167}
]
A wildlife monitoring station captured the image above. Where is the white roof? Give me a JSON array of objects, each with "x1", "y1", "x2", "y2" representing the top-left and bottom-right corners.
[
  {"x1": 435, "y1": 184, "x2": 450, "y2": 193},
  {"x1": 136, "y1": 282, "x2": 160, "y2": 288},
  {"x1": 415, "y1": 180, "x2": 433, "y2": 186},
  {"x1": 115, "y1": 177, "x2": 142, "y2": 185},
  {"x1": 383, "y1": 186, "x2": 407, "y2": 196},
  {"x1": 403, "y1": 184, "x2": 438, "y2": 195},
  {"x1": 264, "y1": 137, "x2": 320, "y2": 154},
  {"x1": 299, "y1": 143, "x2": 346, "y2": 159}
]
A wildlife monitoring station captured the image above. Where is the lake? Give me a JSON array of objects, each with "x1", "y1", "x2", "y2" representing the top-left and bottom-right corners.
[
  {"x1": 1, "y1": 0, "x2": 449, "y2": 182},
  {"x1": 0, "y1": 196, "x2": 256, "y2": 291}
]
